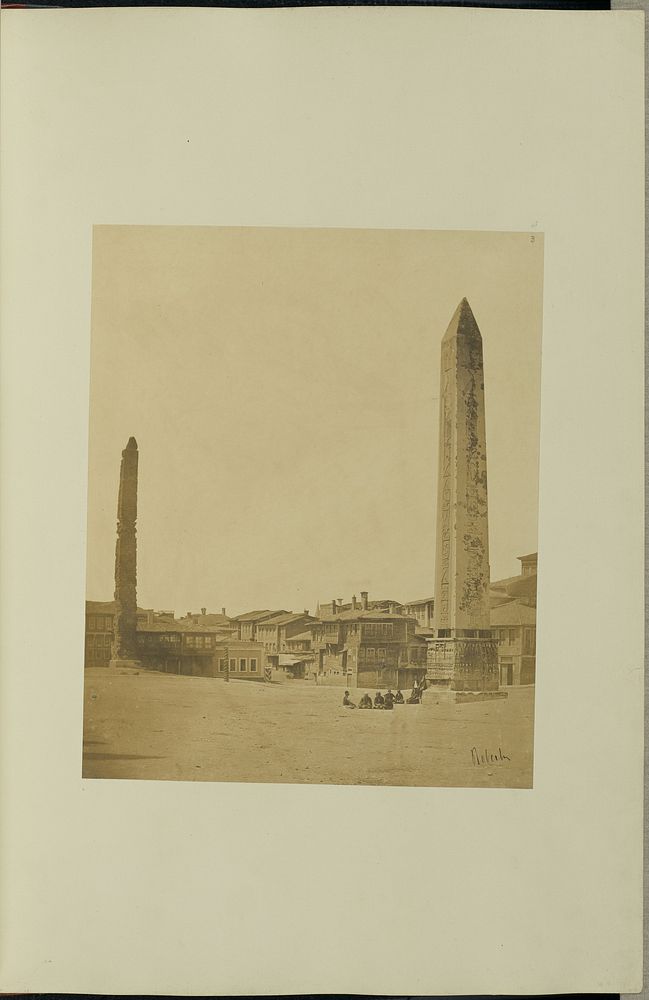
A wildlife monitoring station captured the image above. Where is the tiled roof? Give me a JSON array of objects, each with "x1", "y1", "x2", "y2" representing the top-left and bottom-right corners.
[
  {"x1": 86, "y1": 600, "x2": 151, "y2": 614},
  {"x1": 285, "y1": 631, "x2": 313, "y2": 643},
  {"x1": 490, "y1": 575, "x2": 522, "y2": 592},
  {"x1": 318, "y1": 599, "x2": 403, "y2": 612},
  {"x1": 490, "y1": 573, "x2": 537, "y2": 604},
  {"x1": 257, "y1": 612, "x2": 315, "y2": 627},
  {"x1": 232, "y1": 609, "x2": 287, "y2": 623},
  {"x1": 403, "y1": 597, "x2": 435, "y2": 607},
  {"x1": 317, "y1": 610, "x2": 415, "y2": 623},
  {"x1": 490, "y1": 601, "x2": 536, "y2": 627},
  {"x1": 490, "y1": 593, "x2": 515, "y2": 609},
  {"x1": 506, "y1": 575, "x2": 537, "y2": 597},
  {"x1": 186, "y1": 614, "x2": 235, "y2": 626},
  {"x1": 137, "y1": 621, "x2": 232, "y2": 635}
]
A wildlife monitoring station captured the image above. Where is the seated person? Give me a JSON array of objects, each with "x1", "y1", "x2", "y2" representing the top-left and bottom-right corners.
[
  {"x1": 358, "y1": 693, "x2": 373, "y2": 709},
  {"x1": 373, "y1": 691, "x2": 385, "y2": 709},
  {"x1": 342, "y1": 690, "x2": 356, "y2": 708},
  {"x1": 407, "y1": 686, "x2": 421, "y2": 704},
  {"x1": 383, "y1": 689, "x2": 395, "y2": 710},
  {"x1": 394, "y1": 689, "x2": 404, "y2": 704}
]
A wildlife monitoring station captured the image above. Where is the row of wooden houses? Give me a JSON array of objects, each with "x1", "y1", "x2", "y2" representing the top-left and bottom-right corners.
[{"x1": 85, "y1": 554, "x2": 537, "y2": 687}]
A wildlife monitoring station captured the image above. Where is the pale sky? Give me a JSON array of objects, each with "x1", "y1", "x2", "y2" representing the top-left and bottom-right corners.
[{"x1": 86, "y1": 226, "x2": 543, "y2": 616}]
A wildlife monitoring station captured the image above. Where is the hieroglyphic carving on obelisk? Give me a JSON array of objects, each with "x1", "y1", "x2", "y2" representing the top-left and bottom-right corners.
[
  {"x1": 110, "y1": 436, "x2": 140, "y2": 666},
  {"x1": 429, "y1": 299, "x2": 500, "y2": 694}
]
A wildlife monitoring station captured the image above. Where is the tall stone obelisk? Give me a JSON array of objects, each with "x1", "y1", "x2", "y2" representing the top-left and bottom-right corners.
[
  {"x1": 427, "y1": 299, "x2": 501, "y2": 696},
  {"x1": 109, "y1": 436, "x2": 141, "y2": 669}
]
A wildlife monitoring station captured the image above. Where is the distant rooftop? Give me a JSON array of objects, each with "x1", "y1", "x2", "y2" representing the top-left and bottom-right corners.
[
  {"x1": 137, "y1": 620, "x2": 233, "y2": 634},
  {"x1": 86, "y1": 600, "x2": 150, "y2": 614},
  {"x1": 186, "y1": 613, "x2": 235, "y2": 626},
  {"x1": 490, "y1": 575, "x2": 522, "y2": 592},
  {"x1": 257, "y1": 612, "x2": 315, "y2": 627},
  {"x1": 318, "y1": 610, "x2": 415, "y2": 623},
  {"x1": 232, "y1": 609, "x2": 288, "y2": 623},
  {"x1": 490, "y1": 601, "x2": 536, "y2": 627}
]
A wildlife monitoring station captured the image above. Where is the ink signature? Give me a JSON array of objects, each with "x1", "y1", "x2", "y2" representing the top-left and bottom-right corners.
[{"x1": 471, "y1": 746, "x2": 510, "y2": 766}]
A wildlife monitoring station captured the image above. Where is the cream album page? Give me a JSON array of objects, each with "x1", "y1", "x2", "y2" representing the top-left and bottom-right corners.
[{"x1": 0, "y1": 7, "x2": 644, "y2": 995}]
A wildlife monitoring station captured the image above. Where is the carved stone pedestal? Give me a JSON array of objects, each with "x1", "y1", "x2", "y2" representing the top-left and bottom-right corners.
[{"x1": 426, "y1": 635, "x2": 506, "y2": 701}]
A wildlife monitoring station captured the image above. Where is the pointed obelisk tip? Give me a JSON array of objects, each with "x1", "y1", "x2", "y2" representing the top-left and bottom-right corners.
[
  {"x1": 443, "y1": 296, "x2": 479, "y2": 340},
  {"x1": 126, "y1": 436, "x2": 138, "y2": 450}
]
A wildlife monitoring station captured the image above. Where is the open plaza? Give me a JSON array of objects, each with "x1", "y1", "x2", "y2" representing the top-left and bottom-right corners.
[
  {"x1": 83, "y1": 295, "x2": 538, "y2": 789},
  {"x1": 82, "y1": 668, "x2": 534, "y2": 788}
]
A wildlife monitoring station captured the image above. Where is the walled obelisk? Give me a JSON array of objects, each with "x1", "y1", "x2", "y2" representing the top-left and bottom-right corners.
[
  {"x1": 109, "y1": 436, "x2": 141, "y2": 669},
  {"x1": 427, "y1": 299, "x2": 501, "y2": 696}
]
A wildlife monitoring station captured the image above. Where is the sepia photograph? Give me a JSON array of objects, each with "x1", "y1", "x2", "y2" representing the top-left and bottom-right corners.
[
  {"x1": 83, "y1": 225, "x2": 543, "y2": 788},
  {"x1": 2, "y1": 7, "x2": 643, "y2": 994}
]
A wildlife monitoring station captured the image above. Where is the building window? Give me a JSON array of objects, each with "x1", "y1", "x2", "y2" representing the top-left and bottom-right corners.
[
  {"x1": 87, "y1": 616, "x2": 96, "y2": 632},
  {"x1": 239, "y1": 658, "x2": 247, "y2": 672},
  {"x1": 219, "y1": 658, "x2": 226, "y2": 672},
  {"x1": 367, "y1": 648, "x2": 375, "y2": 661},
  {"x1": 378, "y1": 647, "x2": 386, "y2": 658},
  {"x1": 250, "y1": 658, "x2": 257, "y2": 672},
  {"x1": 229, "y1": 658, "x2": 236, "y2": 672}
]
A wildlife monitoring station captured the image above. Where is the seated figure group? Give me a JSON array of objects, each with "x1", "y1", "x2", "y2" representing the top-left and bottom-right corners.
[{"x1": 344, "y1": 685, "x2": 421, "y2": 710}]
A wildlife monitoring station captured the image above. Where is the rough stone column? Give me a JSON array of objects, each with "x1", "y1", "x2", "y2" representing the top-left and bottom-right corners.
[
  {"x1": 428, "y1": 299, "x2": 502, "y2": 696},
  {"x1": 110, "y1": 436, "x2": 140, "y2": 667}
]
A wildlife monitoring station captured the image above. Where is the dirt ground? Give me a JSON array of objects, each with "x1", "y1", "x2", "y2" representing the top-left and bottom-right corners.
[{"x1": 82, "y1": 669, "x2": 535, "y2": 788}]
